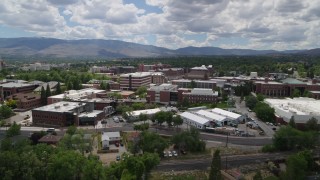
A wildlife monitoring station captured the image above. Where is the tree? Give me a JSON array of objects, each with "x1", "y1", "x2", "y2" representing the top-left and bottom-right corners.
[
  {"x1": 288, "y1": 116, "x2": 296, "y2": 129},
  {"x1": 190, "y1": 80, "x2": 196, "y2": 88},
  {"x1": 136, "y1": 131, "x2": 168, "y2": 155},
  {"x1": 66, "y1": 125, "x2": 77, "y2": 135},
  {"x1": 292, "y1": 88, "x2": 301, "y2": 98},
  {"x1": 100, "y1": 81, "x2": 107, "y2": 90},
  {"x1": 305, "y1": 117, "x2": 319, "y2": 131},
  {"x1": 136, "y1": 86, "x2": 147, "y2": 98},
  {"x1": 283, "y1": 153, "x2": 308, "y2": 180},
  {"x1": 46, "y1": 84, "x2": 51, "y2": 98},
  {"x1": 153, "y1": 111, "x2": 172, "y2": 126},
  {"x1": 245, "y1": 95, "x2": 258, "y2": 110},
  {"x1": 172, "y1": 115, "x2": 183, "y2": 128},
  {"x1": 140, "y1": 153, "x2": 160, "y2": 179},
  {"x1": 106, "y1": 83, "x2": 110, "y2": 91},
  {"x1": 181, "y1": 98, "x2": 190, "y2": 107},
  {"x1": 40, "y1": 86, "x2": 46, "y2": 105},
  {"x1": 5, "y1": 99, "x2": 17, "y2": 109},
  {"x1": 209, "y1": 150, "x2": 222, "y2": 180},
  {"x1": 254, "y1": 102, "x2": 275, "y2": 122},
  {"x1": 0, "y1": 105, "x2": 14, "y2": 119},
  {"x1": 256, "y1": 94, "x2": 265, "y2": 101},
  {"x1": 171, "y1": 128, "x2": 206, "y2": 153},
  {"x1": 138, "y1": 113, "x2": 148, "y2": 124},
  {"x1": 6, "y1": 121, "x2": 21, "y2": 137},
  {"x1": 56, "y1": 82, "x2": 62, "y2": 94}
]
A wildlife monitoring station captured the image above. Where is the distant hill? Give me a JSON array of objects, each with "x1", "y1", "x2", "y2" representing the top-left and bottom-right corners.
[{"x1": 0, "y1": 37, "x2": 316, "y2": 58}]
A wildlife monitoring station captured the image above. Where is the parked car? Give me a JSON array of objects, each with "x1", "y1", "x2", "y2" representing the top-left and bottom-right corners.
[
  {"x1": 116, "y1": 155, "x2": 121, "y2": 161},
  {"x1": 180, "y1": 149, "x2": 187, "y2": 155},
  {"x1": 46, "y1": 128, "x2": 55, "y2": 133},
  {"x1": 101, "y1": 119, "x2": 108, "y2": 124},
  {"x1": 163, "y1": 151, "x2": 167, "y2": 158},
  {"x1": 120, "y1": 142, "x2": 124, "y2": 146},
  {"x1": 172, "y1": 151, "x2": 178, "y2": 157},
  {"x1": 115, "y1": 142, "x2": 119, "y2": 147},
  {"x1": 168, "y1": 151, "x2": 172, "y2": 157}
]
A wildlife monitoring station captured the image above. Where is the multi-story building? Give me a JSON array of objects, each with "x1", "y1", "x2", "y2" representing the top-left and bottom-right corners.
[
  {"x1": 47, "y1": 88, "x2": 106, "y2": 104},
  {"x1": 181, "y1": 88, "x2": 218, "y2": 104},
  {"x1": 172, "y1": 79, "x2": 217, "y2": 89},
  {"x1": 119, "y1": 72, "x2": 152, "y2": 90},
  {"x1": 146, "y1": 84, "x2": 178, "y2": 105},
  {"x1": 8, "y1": 93, "x2": 42, "y2": 111},
  {"x1": 32, "y1": 101, "x2": 104, "y2": 127},
  {"x1": 0, "y1": 81, "x2": 37, "y2": 100},
  {"x1": 138, "y1": 63, "x2": 171, "y2": 72},
  {"x1": 158, "y1": 68, "x2": 184, "y2": 80},
  {"x1": 186, "y1": 65, "x2": 213, "y2": 80},
  {"x1": 151, "y1": 72, "x2": 167, "y2": 85},
  {"x1": 255, "y1": 78, "x2": 320, "y2": 97}
]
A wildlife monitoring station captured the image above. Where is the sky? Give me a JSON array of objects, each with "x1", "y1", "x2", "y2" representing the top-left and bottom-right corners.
[{"x1": 0, "y1": 0, "x2": 319, "y2": 50}]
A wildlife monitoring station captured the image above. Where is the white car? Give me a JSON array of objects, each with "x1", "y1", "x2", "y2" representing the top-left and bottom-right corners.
[
  {"x1": 163, "y1": 151, "x2": 167, "y2": 157},
  {"x1": 168, "y1": 151, "x2": 172, "y2": 157},
  {"x1": 172, "y1": 151, "x2": 178, "y2": 157}
]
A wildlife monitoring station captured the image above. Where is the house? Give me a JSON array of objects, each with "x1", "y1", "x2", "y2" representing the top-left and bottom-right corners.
[
  {"x1": 101, "y1": 132, "x2": 121, "y2": 149},
  {"x1": 38, "y1": 135, "x2": 62, "y2": 145}
]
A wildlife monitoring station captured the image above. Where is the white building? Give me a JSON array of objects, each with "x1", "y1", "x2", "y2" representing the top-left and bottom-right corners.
[
  {"x1": 126, "y1": 108, "x2": 161, "y2": 121},
  {"x1": 264, "y1": 98, "x2": 320, "y2": 124},
  {"x1": 180, "y1": 111, "x2": 211, "y2": 129},
  {"x1": 195, "y1": 110, "x2": 229, "y2": 126},
  {"x1": 210, "y1": 108, "x2": 246, "y2": 123},
  {"x1": 101, "y1": 132, "x2": 121, "y2": 148}
]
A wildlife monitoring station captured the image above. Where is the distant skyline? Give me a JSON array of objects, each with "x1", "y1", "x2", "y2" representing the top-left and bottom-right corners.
[{"x1": 0, "y1": 0, "x2": 319, "y2": 50}]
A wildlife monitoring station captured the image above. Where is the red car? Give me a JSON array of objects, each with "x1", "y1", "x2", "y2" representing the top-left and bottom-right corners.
[{"x1": 115, "y1": 142, "x2": 120, "y2": 147}]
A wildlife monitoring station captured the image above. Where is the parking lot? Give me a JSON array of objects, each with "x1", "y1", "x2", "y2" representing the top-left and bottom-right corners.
[{"x1": 95, "y1": 116, "x2": 127, "y2": 129}]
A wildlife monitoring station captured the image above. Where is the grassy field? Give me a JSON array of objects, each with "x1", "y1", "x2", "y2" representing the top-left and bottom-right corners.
[{"x1": 150, "y1": 171, "x2": 208, "y2": 180}]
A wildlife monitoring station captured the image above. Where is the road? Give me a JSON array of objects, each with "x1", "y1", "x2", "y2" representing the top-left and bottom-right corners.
[
  {"x1": 0, "y1": 123, "x2": 272, "y2": 146},
  {"x1": 234, "y1": 96, "x2": 275, "y2": 137},
  {"x1": 155, "y1": 152, "x2": 290, "y2": 171}
]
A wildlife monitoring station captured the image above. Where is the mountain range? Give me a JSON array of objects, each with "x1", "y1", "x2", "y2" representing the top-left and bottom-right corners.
[{"x1": 0, "y1": 37, "x2": 319, "y2": 58}]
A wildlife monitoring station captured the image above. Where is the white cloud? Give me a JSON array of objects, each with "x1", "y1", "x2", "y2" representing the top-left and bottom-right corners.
[{"x1": 0, "y1": 0, "x2": 319, "y2": 50}]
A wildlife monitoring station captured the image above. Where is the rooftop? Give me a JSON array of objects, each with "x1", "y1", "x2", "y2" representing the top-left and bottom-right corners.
[
  {"x1": 0, "y1": 82, "x2": 34, "y2": 88},
  {"x1": 33, "y1": 101, "x2": 86, "y2": 113},
  {"x1": 188, "y1": 88, "x2": 218, "y2": 96},
  {"x1": 128, "y1": 108, "x2": 161, "y2": 117},
  {"x1": 180, "y1": 112, "x2": 210, "y2": 125},
  {"x1": 120, "y1": 72, "x2": 152, "y2": 78},
  {"x1": 49, "y1": 88, "x2": 105, "y2": 99},
  {"x1": 149, "y1": 84, "x2": 178, "y2": 91},
  {"x1": 78, "y1": 110, "x2": 103, "y2": 118},
  {"x1": 210, "y1": 108, "x2": 242, "y2": 119},
  {"x1": 281, "y1": 78, "x2": 305, "y2": 84},
  {"x1": 195, "y1": 110, "x2": 227, "y2": 122}
]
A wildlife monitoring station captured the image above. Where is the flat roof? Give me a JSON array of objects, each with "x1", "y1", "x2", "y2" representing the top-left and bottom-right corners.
[
  {"x1": 265, "y1": 98, "x2": 320, "y2": 116},
  {"x1": 0, "y1": 82, "x2": 34, "y2": 88},
  {"x1": 120, "y1": 72, "x2": 152, "y2": 78},
  {"x1": 281, "y1": 78, "x2": 305, "y2": 84},
  {"x1": 195, "y1": 110, "x2": 227, "y2": 121},
  {"x1": 210, "y1": 108, "x2": 242, "y2": 119},
  {"x1": 186, "y1": 88, "x2": 218, "y2": 96},
  {"x1": 149, "y1": 84, "x2": 177, "y2": 91},
  {"x1": 49, "y1": 88, "x2": 105, "y2": 99},
  {"x1": 33, "y1": 101, "x2": 86, "y2": 113},
  {"x1": 129, "y1": 108, "x2": 161, "y2": 117},
  {"x1": 78, "y1": 110, "x2": 103, "y2": 118},
  {"x1": 180, "y1": 112, "x2": 210, "y2": 125},
  {"x1": 255, "y1": 81, "x2": 283, "y2": 85},
  {"x1": 103, "y1": 131, "x2": 120, "y2": 138}
]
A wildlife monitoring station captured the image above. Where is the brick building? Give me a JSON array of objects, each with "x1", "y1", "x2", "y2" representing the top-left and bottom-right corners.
[
  {"x1": 8, "y1": 93, "x2": 42, "y2": 111},
  {"x1": 186, "y1": 65, "x2": 213, "y2": 80},
  {"x1": 151, "y1": 72, "x2": 167, "y2": 85},
  {"x1": 0, "y1": 82, "x2": 37, "y2": 100},
  {"x1": 119, "y1": 72, "x2": 152, "y2": 90},
  {"x1": 181, "y1": 88, "x2": 218, "y2": 104},
  {"x1": 32, "y1": 101, "x2": 104, "y2": 127},
  {"x1": 146, "y1": 84, "x2": 178, "y2": 105},
  {"x1": 158, "y1": 68, "x2": 184, "y2": 80},
  {"x1": 172, "y1": 79, "x2": 217, "y2": 89}
]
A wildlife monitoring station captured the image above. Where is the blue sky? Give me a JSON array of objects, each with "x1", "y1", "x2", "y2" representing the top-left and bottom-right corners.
[{"x1": 0, "y1": 0, "x2": 319, "y2": 50}]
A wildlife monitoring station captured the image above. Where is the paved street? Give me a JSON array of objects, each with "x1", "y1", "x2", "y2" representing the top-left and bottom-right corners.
[{"x1": 234, "y1": 96, "x2": 275, "y2": 137}]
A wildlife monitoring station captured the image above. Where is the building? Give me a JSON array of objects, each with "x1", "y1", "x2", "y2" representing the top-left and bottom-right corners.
[
  {"x1": 180, "y1": 111, "x2": 211, "y2": 129},
  {"x1": 310, "y1": 91, "x2": 320, "y2": 99},
  {"x1": 32, "y1": 101, "x2": 103, "y2": 127},
  {"x1": 172, "y1": 79, "x2": 217, "y2": 89},
  {"x1": 0, "y1": 82, "x2": 37, "y2": 100},
  {"x1": 38, "y1": 135, "x2": 63, "y2": 145},
  {"x1": 78, "y1": 110, "x2": 104, "y2": 126},
  {"x1": 33, "y1": 81, "x2": 59, "y2": 93},
  {"x1": 146, "y1": 84, "x2": 178, "y2": 105},
  {"x1": 138, "y1": 63, "x2": 171, "y2": 72},
  {"x1": 210, "y1": 108, "x2": 245, "y2": 123},
  {"x1": 182, "y1": 88, "x2": 218, "y2": 104},
  {"x1": 255, "y1": 78, "x2": 320, "y2": 97},
  {"x1": 186, "y1": 65, "x2": 213, "y2": 80},
  {"x1": 158, "y1": 68, "x2": 184, "y2": 80},
  {"x1": 86, "y1": 79, "x2": 120, "y2": 90},
  {"x1": 8, "y1": 93, "x2": 41, "y2": 111},
  {"x1": 119, "y1": 72, "x2": 152, "y2": 90},
  {"x1": 101, "y1": 131, "x2": 121, "y2": 148},
  {"x1": 126, "y1": 108, "x2": 161, "y2": 121},
  {"x1": 90, "y1": 66, "x2": 136, "y2": 74},
  {"x1": 195, "y1": 110, "x2": 229, "y2": 126},
  {"x1": 47, "y1": 88, "x2": 106, "y2": 104},
  {"x1": 151, "y1": 72, "x2": 167, "y2": 85},
  {"x1": 264, "y1": 98, "x2": 320, "y2": 127}
]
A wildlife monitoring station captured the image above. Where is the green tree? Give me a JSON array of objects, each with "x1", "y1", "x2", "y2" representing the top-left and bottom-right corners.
[
  {"x1": 153, "y1": 111, "x2": 172, "y2": 126},
  {"x1": 172, "y1": 115, "x2": 183, "y2": 128},
  {"x1": 0, "y1": 105, "x2": 14, "y2": 119},
  {"x1": 209, "y1": 150, "x2": 222, "y2": 180},
  {"x1": 304, "y1": 117, "x2": 319, "y2": 131},
  {"x1": 190, "y1": 80, "x2": 196, "y2": 88},
  {"x1": 254, "y1": 102, "x2": 275, "y2": 122},
  {"x1": 253, "y1": 171, "x2": 263, "y2": 180},
  {"x1": 256, "y1": 94, "x2": 265, "y2": 101},
  {"x1": 56, "y1": 82, "x2": 62, "y2": 94},
  {"x1": 100, "y1": 81, "x2": 107, "y2": 90},
  {"x1": 40, "y1": 86, "x2": 46, "y2": 105},
  {"x1": 171, "y1": 128, "x2": 206, "y2": 153},
  {"x1": 288, "y1": 116, "x2": 296, "y2": 129},
  {"x1": 139, "y1": 113, "x2": 148, "y2": 124},
  {"x1": 46, "y1": 84, "x2": 51, "y2": 98},
  {"x1": 141, "y1": 153, "x2": 160, "y2": 179},
  {"x1": 66, "y1": 125, "x2": 77, "y2": 135},
  {"x1": 136, "y1": 86, "x2": 147, "y2": 98},
  {"x1": 6, "y1": 121, "x2": 21, "y2": 137},
  {"x1": 136, "y1": 131, "x2": 168, "y2": 155},
  {"x1": 5, "y1": 99, "x2": 17, "y2": 109},
  {"x1": 292, "y1": 88, "x2": 301, "y2": 98},
  {"x1": 282, "y1": 153, "x2": 308, "y2": 180},
  {"x1": 245, "y1": 95, "x2": 258, "y2": 110},
  {"x1": 106, "y1": 83, "x2": 110, "y2": 91}
]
